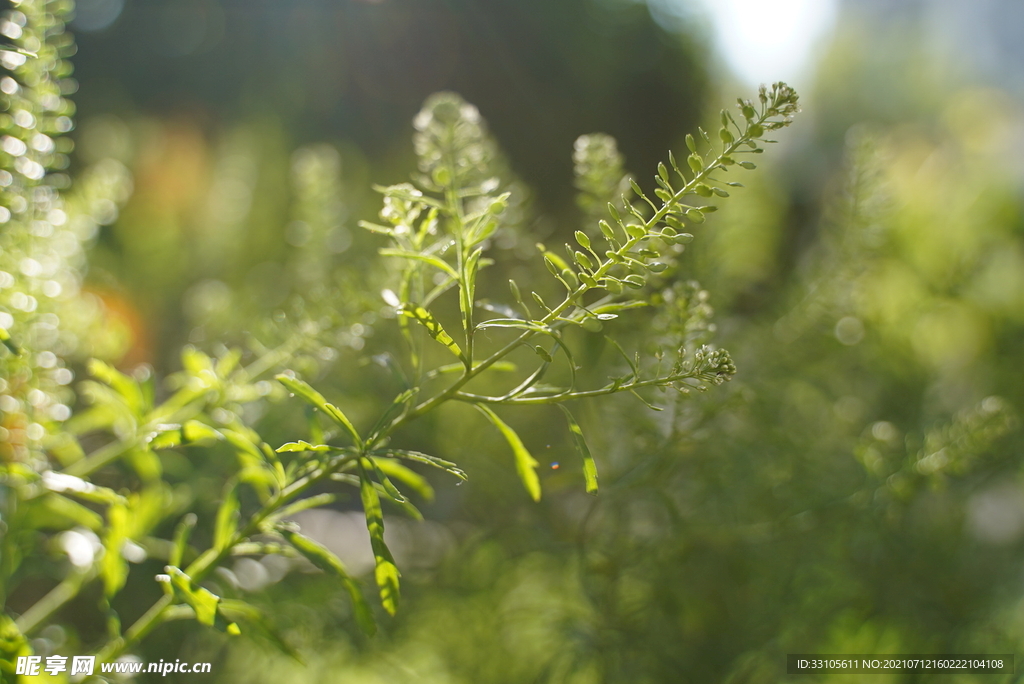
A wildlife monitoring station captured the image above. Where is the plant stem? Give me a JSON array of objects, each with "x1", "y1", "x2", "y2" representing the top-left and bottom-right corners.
[{"x1": 15, "y1": 568, "x2": 93, "y2": 635}]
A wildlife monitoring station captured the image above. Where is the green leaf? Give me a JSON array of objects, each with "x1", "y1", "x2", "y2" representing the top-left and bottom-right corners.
[
  {"x1": 43, "y1": 493, "x2": 104, "y2": 530},
  {"x1": 475, "y1": 405, "x2": 541, "y2": 502},
  {"x1": 215, "y1": 348, "x2": 243, "y2": 377},
  {"x1": 275, "y1": 440, "x2": 336, "y2": 453},
  {"x1": 379, "y1": 248, "x2": 459, "y2": 279},
  {"x1": 0, "y1": 326, "x2": 21, "y2": 355},
  {"x1": 182, "y1": 420, "x2": 223, "y2": 444},
  {"x1": 279, "y1": 527, "x2": 377, "y2": 636},
  {"x1": 218, "y1": 599, "x2": 304, "y2": 663},
  {"x1": 214, "y1": 483, "x2": 239, "y2": 552},
  {"x1": 89, "y1": 359, "x2": 145, "y2": 416},
  {"x1": 102, "y1": 503, "x2": 129, "y2": 598},
  {"x1": 277, "y1": 493, "x2": 336, "y2": 519},
  {"x1": 399, "y1": 304, "x2": 463, "y2": 359},
  {"x1": 372, "y1": 458, "x2": 435, "y2": 502},
  {"x1": 276, "y1": 375, "x2": 363, "y2": 449},
  {"x1": 372, "y1": 449, "x2": 467, "y2": 481},
  {"x1": 558, "y1": 406, "x2": 599, "y2": 494},
  {"x1": 149, "y1": 427, "x2": 182, "y2": 449},
  {"x1": 358, "y1": 458, "x2": 401, "y2": 616},
  {"x1": 170, "y1": 513, "x2": 197, "y2": 567},
  {"x1": 366, "y1": 388, "x2": 418, "y2": 444},
  {"x1": 167, "y1": 566, "x2": 221, "y2": 627},
  {"x1": 368, "y1": 459, "x2": 406, "y2": 503}
]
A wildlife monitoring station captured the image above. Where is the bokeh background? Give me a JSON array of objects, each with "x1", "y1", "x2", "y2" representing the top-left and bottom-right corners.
[{"x1": 15, "y1": 0, "x2": 1024, "y2": 681}]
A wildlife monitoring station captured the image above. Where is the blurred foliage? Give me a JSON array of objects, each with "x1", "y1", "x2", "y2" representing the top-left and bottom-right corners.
[{"x1": 4, "y1": 0, "x2": 1024, "y2": 683}]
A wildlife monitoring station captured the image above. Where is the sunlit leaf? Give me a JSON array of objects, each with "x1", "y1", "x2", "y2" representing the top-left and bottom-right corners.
[
  {"x1": 167, "y1": 566, "x2": 221, "y2": 627},
  {"x1": 218, "y1": 599, "x2": 303, "y2": 663},
  {"x1": 276, "y1": 375, "x2": 362, "y2": 449},
  {"x1": 379, "y1": 248, "x2": 459, "y2": 279},
  {"x1": 102, "y1": 503, "x2": 129, "y2": 597},
  {"x1": 475, "y1": 404, "x2": 541, "y2": 501},
  {"x1": 358, "y1": 458, "x2": 401, "y2": 615},
  {"x1": 214, "y1": 483, "x2": 239, "y2": 552},
  {"x1": 398, "y1": 304, "x2": 463, "y2": 360},
  {"x1": 280, "y1": 527, "x2": 377, "y2": 635},
  {"x1": 558, "y1": 405, "x2": 599, "y2": 494},
  {"x1": 275, "y1": 440, "x2": 336, "y2": 453},
  {"x1": 372, "y1": 458, "x2": 435, "y2": 502},
  {"x1": 170, "y1": 513, "x2": 197, "y2": 568},
  {"x1": 372, "y1": 449, "x2": 467, "y2": 481}
]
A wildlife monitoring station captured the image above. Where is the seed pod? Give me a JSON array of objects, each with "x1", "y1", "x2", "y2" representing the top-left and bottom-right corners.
[
  {"x1": 720, "y1": 156, "x2": 736, "y2": 166},
  {"x1": 508, "y1": 279, "x2": 522, "y2": 302},
  {"x1": 748, "y1": 123, "x2": 764, "y2": 138},
  {"x1": 741, "y1": 103, "x2": 757, "y2": 120},
  {"x1": 574, "y1": 230, "x2": 591, "y2": 250},
  {"x1": 658, "y1": 162, "x2": 670, "y2": 184},
  {"x1": 561, "y1": 268, "x2": 579, "y2": 289},
  {"x1": 607, "y1": 202, "x2": 620, "y2": 221},
  {"x1": 665, "y1": 215, "x2": 686, "y2": 230},
  {"x1": 534, "y1": 346, "x2": 553, "y2": 362},
  {"x1": 603, "y1": 278, "x2": 623, "y2": 294},
  {"x1": 580, "y1": 272, "x2": 597, "y2": 288},
  {"x1": 660, "y1": 226, "x2": 678, "y2": 238},
  {"x1": 599, "y1": 220, "x2": 616, "y2": 240},
  {"x1": 629, "y1": 179, "x2": 644, "y2": 197},
  {"x1": 719, "y1": 127, "x2": 734, "y2": 144},
  {"x1": 544, "y1": 256, "x2": 558, "y2": 275},
  {"x1": 738, "y1": 161, "x2": 756, "y2": 170},
  {"x1": 582, "y1": 317, "x2": 603, "y2": 333},
  {"x1": 712, "y1": 187, "x2": 729, "y2": 197},
  {"x1": 574, "y1": 251, "x2": 593, "y2": 271},
  {"x1": 625, "y1": 224, "x2": 646, "y2": 239},
  {"x1": 648, "y1": 262, "x2": 668, "y2": 273},
  {"x1": 695, "y1": 184, "x2": 713, "y2": 197},
  {"x1": 685, "y1": 133, "x2": 697, "y2": 153},
  {"x1": 623, "y1": 274, "x2": 646, "y2": 289},
  {"x1": 674, "y1": 233, "x2": 694, "y2": 244},
  {"x1": 687, "y1": 153, "x2": 703, "y2": 174},
  {"x1": 685, "y1": 208, "x2": 705, "y2": 224}
]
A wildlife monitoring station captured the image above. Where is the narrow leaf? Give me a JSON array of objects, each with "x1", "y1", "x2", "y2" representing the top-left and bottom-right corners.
[
  {"x1": 558, "y1": 406, "x2": 599, "y2": 494},
  {"x1": 167, "y1": 566, "x2": 220, "y2": 627},
  {"x1": 102, "y1": 503, "x2": 129, "y2": 598},
  {"x1": 218, "y1": 599, "x2": 303, "y2": 662},
  {"x1": 358, "y1": 458, "x2": 401, "y2": 616},
  {"x1": 280, "y1": 528, "x2": 376, "y2": 635},
  {"x1": 369, "y1": 459, "x2": 406, "y2": 503},
  {"x1": 0, "y1": 326, "x2": 21, "y2": 355},
  {"x1": 170, "y1": 513, "x2": 197, "y2": 567},
  {"x1": 373, "y1": 449, "x2": 467, "y2": 481},
  {"x1": 378, "y1": 249, "x2": 459, "y2": 279},
  {"x1": 275, "y1": 440, "x2": 336, "y2": 453},
  {"x1": 372, "y1": 458, "x2": 435, "y2": 502},
  {"x1": 399, "y1": 304, "x2": 463, "y2": 359},
  {"x1": 475, "y1": 405, "x2": 541, "y2": 502},
  {"x1": 277, "y1": 493, "x2": 337, "y2": 519},
  {"x1": 214, "y1": 483, "x2": 240, "y2": 552},
  {"x1": 276, "y1": 375, "x2": 362, "y2": 449}
]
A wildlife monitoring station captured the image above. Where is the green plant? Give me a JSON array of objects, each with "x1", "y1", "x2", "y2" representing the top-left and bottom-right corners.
[{"x1": 0, "y1": 0, "x2": 800, "y2": 673}]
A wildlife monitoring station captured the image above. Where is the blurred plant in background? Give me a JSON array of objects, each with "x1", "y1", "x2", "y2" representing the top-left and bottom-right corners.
[{"x1": 2, "y1": 1, "x2": 810, "y2": 681}]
